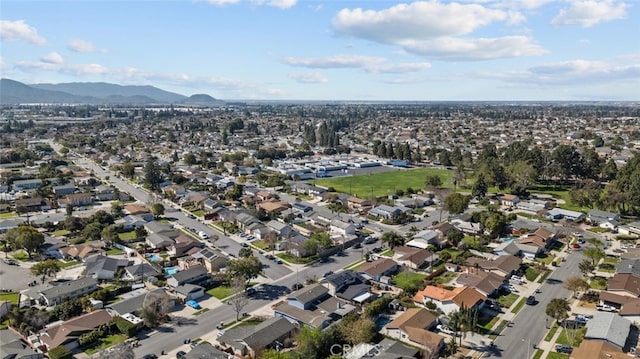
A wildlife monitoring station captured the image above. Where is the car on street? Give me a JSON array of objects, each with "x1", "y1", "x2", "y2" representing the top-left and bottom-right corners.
[
  {"x1": 291, "y1": 283, "x2": 304, "y2": 291},
  {"x1": 353, "y1": 243, "x2": 362, "y2": 249},
  {"x1": 506, "y1": 284, "x2": 518, "y2": 293},
  {"x1": 363, "y1": 236, "x2": 377, "y2": 244},
  {"x1": 2, "y1": 258, "x2": 18, "y2": 266},
  {"x1": 186, "y1": 300, "x2": 201, "y2": 310},
  {"x1": 246, "y1": 287, "x2": 257, "y2": 295},
  {"x1": 526, "y1": 296, "x2": 536, "y2": 305},
  {"x1": 555, "y1": 344, "x2": 573, "y2": 353},
  {"x1": 572, "y1": 243, "x2": 581, "y2": 249},
  {"x1": 241, "y1": 242, "x2": 248, "y2": 247},
  {"x1": 323, "y1": 271, "x2": 334, "y2": 278},
  {"x1": 176, "y1": 350, "x2": 187, "y2": 358}
]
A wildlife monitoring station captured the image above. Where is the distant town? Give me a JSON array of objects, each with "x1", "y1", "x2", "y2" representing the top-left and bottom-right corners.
[{"x1": 1, "y1": 101, "x2": 640, "y2": 359}]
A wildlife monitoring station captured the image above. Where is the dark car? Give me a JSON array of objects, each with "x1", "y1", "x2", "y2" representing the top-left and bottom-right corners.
[
  {"x1": 176, "y1": 350, "x2": 187, "y2": 358},
  {"x1": 291, "y1": 283, "x2": 304, "y2": 291},
  {"x1": 526, "y1": 296, "x2": 536, "y2": 305},
  {"x1": 141, "y1": 355, "x2": 158, "y2": 359},
  {"x1": 555, "y1": 344, "x2": 573, "y2": 353},
  {"x1": 323, "y1": 271, "x2": 334, "y2": 278}
]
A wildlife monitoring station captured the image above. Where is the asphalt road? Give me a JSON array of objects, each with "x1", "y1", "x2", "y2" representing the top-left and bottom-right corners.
[{"x1": 487, "y1": 246, "x2": 585, "y2": 359}]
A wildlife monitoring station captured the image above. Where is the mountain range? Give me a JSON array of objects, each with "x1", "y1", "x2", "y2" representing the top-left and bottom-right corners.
[{"x1": 0, "y1": 79, "x2": 224, "y2": 105}]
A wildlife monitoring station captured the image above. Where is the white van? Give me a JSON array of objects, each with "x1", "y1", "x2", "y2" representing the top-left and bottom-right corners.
[{"x1": 198, "y1": 231, "x2": 209, "y2": 239}]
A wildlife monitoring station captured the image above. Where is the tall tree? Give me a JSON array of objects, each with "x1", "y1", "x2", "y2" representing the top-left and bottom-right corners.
[
  {"x1": 578, "y1": 259, "x2": 596, "y2": 277},
  {"x1": 381, "y1": 231, "x2": 405, "y2": 249},
  {"x1": 5, "y1": 225, "x2": 44, "y2": 257},
  {"x1": 225, "y1": 256, "x2": 262, "y2": 283},
  {"x1": 150, "y1": 203, "x2": 165, "y2": 219},
  {"x1": 472, "y1": 175, "x2": 488, "y2": 200},
  {"x1": 444, "y1": 193, "x2": 470, "y2": 215},
  {"x1": 229, "y1": 277, "x2": 249, "y2": 321},
  {"x1": 564, "y1": 276, "x2": 589, "y2": 298},
  {"x1": 546, "y1": 298, "x2": 571, "y2": 324},
  {"x1": 30, "y1": 259, "x2": 61, "y2": 283},
  {"x1": 140, "y1": 291, "x2": 172, "y2": 327},
  {"x1": 143, "y1": 157, "x2": 162, "y2": 191}
]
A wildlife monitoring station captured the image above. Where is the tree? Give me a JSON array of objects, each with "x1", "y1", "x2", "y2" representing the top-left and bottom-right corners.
[
  {"x1": 121, "y1": 161, "x2": 135, "y2": 178},
  {"x1": 225, "y1": 256, "x2": 262, "y2": 283},
  {"x1": 447, "y1": 229, "x2": 464, "y2": 248},
  {"x1": 143, "y1": 157, "x2": 162, "y2": 191},
  {"x1": 228, "y1": 277, "x2": 249, "y2": 321},
  {"x1": 578, "y1": 259, "x2": 596, "y2": 277},
  {"x1": 101, "y1": 225, "x2": 119, "y2": 247},
  {"x1": 583, "y1": 247, "x2": 605, "y2": 266},
  {"x1": 425, "y1": 175, "x2": 443, "y2": 190},
  {"x1": 150, "y1": 203, "x2": 165, "y2": 219},
  {"x1": 506, "y1": 160, "x2": 537, "y2": 194},
  {"x1": 444, "y1": 192, "x2": 470, "y2": 214},
  {"x1": 302, "y1": 238, "x2": 319, "y2": 256},
  {"x1": 472, "y1": 175, "x2": 488, "y2": 200},
  {"x1": 65, "y1": 204, "x2": 74, "y2": 217},
  {"x1": 295, "y1": 325, "x2": 340, "y2": 359},
  {"x1": 182, "y1": 152, "x2": 197, "y2": 165},
  {"x1": 5, "y1": 225, "x2": 44, "y2": 257},
  {"x1": 238, "y1": 247, "x2": 253, "y2": 258},
  {"x1": 30, "y1": 259, "x2": 61, "y2": 283},
  {"x1": 111, "y1": 202, "x2": 124, "y2": 217},
  {"x1": 82, "y1": 222, "x2": 103, "y2": 241},
  {"x1": 564, "y1": 276, "x2": 590, "y2": 298},
  {"x1": 140, "y1": 290, "x2": 172, "y2": 327},
  {"x1": 339, "y1": 314, "x2": 376, "y2": 345},
  {"x1": 546, "y1": 298, "x2": 570, "y2": 324},
  {"x1": 381, "y1": 231, "x2": 404, "y2": 249}
]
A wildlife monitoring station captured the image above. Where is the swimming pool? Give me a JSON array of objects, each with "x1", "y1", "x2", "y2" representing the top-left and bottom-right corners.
[
  {"x1": 375, "y1": 316, "x2": 392, "y2": 331},
  {"x1": 501, "y1": 235, "x2": 516, "y2": 243},
  {"x1": 165, "y1": 267, "x2": 180, "y2": 276},
  {"x1": 147, "y1": 254, "x2": 162, "y2": 262}
]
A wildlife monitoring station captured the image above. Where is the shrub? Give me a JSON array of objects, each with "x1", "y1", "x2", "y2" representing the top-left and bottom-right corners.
[
  {"x1": 112, "y1": 317, "x2": 138, "y2": 337},
  {"x1": 48, "y1": 346, "x2": 73, "y2": 359}
]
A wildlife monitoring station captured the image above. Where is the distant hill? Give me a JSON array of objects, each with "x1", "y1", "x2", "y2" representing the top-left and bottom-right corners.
[{"x1": 0, "y1": 79, "x2": 223, "y2": 105}]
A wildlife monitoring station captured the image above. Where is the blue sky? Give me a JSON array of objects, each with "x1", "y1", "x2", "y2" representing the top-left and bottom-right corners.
[{"x1": 1, "y1": 0, "x2": 638, "y2": 101}]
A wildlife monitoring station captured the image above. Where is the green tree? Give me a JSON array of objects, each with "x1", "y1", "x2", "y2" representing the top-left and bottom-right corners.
[
  {"x1": 381, "y1": 231, "x2": 404, "y2": 249},
  {"x1": 150, "y1": 203, "x2": 165, "y2": 218},
  {"x1": 302, "y1": 238, "x2": 319, "y2": 256},
  {"x1": 444, "y1": 193, "x2": 470, "y2": 214},
  {"x1": 564, "y1": 276, "x2": 590, "y2": 298},
  {"x1": 578, "y1": 259, "x2": 595, "y2": 277},
  {"x1": 506, "y1": 160, "x2": 537, "y2": 194},
  {"x1": 583, "y1": 247, "x2": 605, "y2": 266},
  {"x1": 339, "y1": 314, "x2": 376, "y2": 344},
  {"x1": 447, "y1": 229, "x2": 464, "y2": 248},
  {"x1": 546, "y1": 298, "x2": 571, "y2": 324},
  {"x1": 101, "y1": 225, "x2": 120, "y2": 247},
  {"x1": 238, "y1": 247, "x2": 253, "y2": 258},
  {"x1": 425, "y1": 175, "x2": 443, "y2": 190},
  {"x1": 5, "y1": 225, "x2": 44, "y2": 257},
  {"x1": 471, "y1": 175, "x2": 488, "y2": 200},
  {"x1": 182, "y1": 152, "x2": 197, "y2": 165},
  {"x1": 225, "y1": 256, "x2": 262, "y2": 283},
  {"x1": 143, "y1": 157, "x2": 162, "y2": 191},
  {"x1": 295, "y1": 325, "x2": 340, "y2": 359},
  {"x1": 30, "y1": 259, "x2": 61, "y2": 283},
  {"x1": 121, "y1": 161, "x2": 135, "y2": 178},
  {"x1": 82, "y1": 222, "x2": 103, "y2": 241},
  {"x1": 229, "y1": 276, "x2": 249, "y2": 321}
]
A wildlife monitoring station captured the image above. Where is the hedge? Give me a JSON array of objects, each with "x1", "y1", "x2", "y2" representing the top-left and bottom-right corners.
[{"x1": 112, "y1": 316, "x2": 138, "y2": 337}]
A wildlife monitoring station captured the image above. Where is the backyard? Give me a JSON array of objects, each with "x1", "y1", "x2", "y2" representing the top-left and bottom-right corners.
[
  {"x1": 0, "y1": 292, "x2": 20, "y2": 305},
  {"x1": 392, "y1": 271, "x2": 427, "y2": 292}
]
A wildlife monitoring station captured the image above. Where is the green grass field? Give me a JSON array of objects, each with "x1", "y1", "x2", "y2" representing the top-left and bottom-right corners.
[
  {"x1": 206, "y1": 286, "x2": 233, "y2": 299},
  {"x1": 118, "y1": 230, "x2": 137, "y2": 241},
  {"x1": 83, "y1": 334, "x2": 127, "y2": 355},
  {"x1": 313, "y1": 167, "x2": 453, "y2": 198},
  {"x1": 0, "y1": 212, "x2": 17, "y2": 219},
  {"x1": 0, "y1": 292, "x2": 20, "y2": 305}
]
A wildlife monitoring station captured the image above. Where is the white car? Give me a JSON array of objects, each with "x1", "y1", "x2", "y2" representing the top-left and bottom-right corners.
[
  {"x1": 506, "y1": 285, "x2": 519, "y2": 293},
  {"x1": 437, "y1": 324, "x2": 456, "y2": 336}
]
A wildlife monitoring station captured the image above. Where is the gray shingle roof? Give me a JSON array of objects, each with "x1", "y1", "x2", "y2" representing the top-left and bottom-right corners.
[{"x1": 585, "y1": 312, "x2": 631, "y2": 349}]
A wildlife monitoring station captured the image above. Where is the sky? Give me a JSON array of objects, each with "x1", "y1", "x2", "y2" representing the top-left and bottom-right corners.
[{"x1": 1, "y1": 0, "x2": 639, "y2": 101}]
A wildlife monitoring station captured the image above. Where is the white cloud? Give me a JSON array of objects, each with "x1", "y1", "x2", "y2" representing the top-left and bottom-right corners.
[
  {"x1": 205, "y1": 0, "x2": 241, "y2": 5},
  {"x1": 15, "y1": 60, "x2": 60, "y2": 71},
  {"x1": 288, "y1": 72, "x2": 329, "y2": 83},
  {"x1": 205, "y1": 0, "x2": 296, "y2": 8},
  {"x1": 266, "y1": 0, "x2": 297, "y2": 9},
  {"x1": 552, "y1": 0, "x2": 628, "y2": 27},
  {"x1": 283, "y1": 54, "x2": 386, "y2": 68},
  {"x1": 366, "y1": 62, "x2": 432, "y2": 74},
  {"x1": 61, "y1": 64, "x2": 109, "y2": 76},
  {"x1": 331, "y1": 1, "x2": 545, "y2": 60},
  {"x1": 67, "y1": 39, "x2": 98, "y2": 53},
  {"x1": 0, "y1": 56, "x2": 8, "y2": 71},
  {"x1": 0, "y1": 20, "x2": 46, "y2": 45},
  {"x1": 41, "y1": 52, "x2": 64, "y2": 64}
]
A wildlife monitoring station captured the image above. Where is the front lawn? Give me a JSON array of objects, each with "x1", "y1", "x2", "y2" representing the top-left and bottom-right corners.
[
  {"x1": 590, "y1": 276, "x2": 608, "y2": 290},
  {"x1": 83, "y1": 334, "x2": 127, "y2": 355},
  {"x1": 392, "y1": 271, "x2": 427, "y2": 292},
  {"x1": 58, "y1": 260, "x2": 81, "y2": 268},
  {"x1": 525, "y1": 266, "x2": 542, "y2": 281},
  {"x1": 598, "y1": 263, "x2": 616, "y2": 273},
  {"x1": 206, "y1": 286, "x2": 233, "y2": 300},
  {"x1": 546, "y1": 353, "x2": 570, "y2": 359},
  {"x1": 556, "y1": 326, "x2": 586, "y2": 347},
  {"x1": 587, "y1": 227, "x2": 609, "y2": 233},
  {"x1": 0, "y1": 292, "x2": 20, "y2": 305},
  {"x1": 252, "y1": 240, "x2": 271, "y2": 251},
  {"x1": 191, "y1": 210, "x2": 204, "y2": 217},
  {"x1": 496, "y1": 292, "x2": 519, "y2": 308},
  {"x1": 511, "y1": 298, "x2": 527, "y2": 314},
  {"x1": 106, "y1": 248, "x2": 124, "y2": 255},
  {"x1": 603, "y1": 255, "x2": 619, "y2": 265},
  {"x1": 0, "y1": 212, "x2": 17, "y2": 219},
  {"x1": 535, "y1": 254, "x2": 555, "y2": 266},
  {"x1": 11, "y1": 251, "x2": 29, "y2": 261}
]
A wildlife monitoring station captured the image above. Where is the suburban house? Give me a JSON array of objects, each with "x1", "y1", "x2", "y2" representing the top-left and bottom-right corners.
[
  {"x1": 606, "y1": 273, "x2": 640, "y2": 297},
  {"x1": 83, "y1": 255, "x2": 132, "y2": 280},
  {"x1": 52, "y1": 183, "x2": 76, "y2": 197},
  {"x1": 571, "y1": 313, "x2": 633, "y2": 358},
  {"x1": 347, "y1": 196, "x2": 372, "y2": 212},
  {"x1": 39, "y1": 309, "x2": 113, "y2": 350},
  {"x1": 266, "y1": 220, "x2": 295, "y2": 239},
  {"x1": 122, "y1": 263, "x2": 159, "y2": 282},
  {"x1": 183, "y1": 343, "x2": 231, "y2": 359},
  {"x1": 37, "y1": 277, "x2": 99, "y2": 307},
  {"x1": 344, "y1": 338, "x2": 419, "y2": 359},
  {"x1": 393, "y1": 246, "x2": 440, "y2": 270},
  {"x1": 406, "y1": 229, "x2": 439, "y2": 249},
  {"x1": 94, "y1": 185, "x2": 116, "y2": 201},
  {"x1": 330, "y1": 218, "x2": 357, "y2": 237},
  {"x1": 499, "y1": 194, "x2": 520, "y2": 207},
  {"x1": 619, "y1": 221, "x2": 640, "y2": 236},
  {"x1": 0, "y1": 329, "x2": 43, "y2": 359},
  {"x1": 413, "y1": 285, "x2": 486, "y2": 315},
  {"x1": 281, "y1": 233, "x2": 313, "y2": 258},
  {"x1": 324, "y1": 271, "x2": 374, "y2": 304},
  {"x1": 217, "y1": 317, "x2": 296, "y2": 358},
  {"x1": 514, "y1": 227, "x2": 556, "y2": 259},
  {"x1": 59, "y1": 240, "x2": 105, "y2": 261},
  {"x1": 106, "y1": 288, "x2": 172, "y2": 317},
  {"x1": 167, "y1": 234, "x2": 204, "y2": 256},
  {"x1": 64, "y1": 192, "x2": 93, "y2": 206},
  {"x1": 186, "y1": 247, "x2": 229, "y2": 273},
  {"x1": 174, "y1": 283, "x2": 205, "y2": 301},
  {"x1": 166, "y1": 265, "x2": 209, "y2": 288},
  {"x1": 545, "y1": 207, "x2": 585, "y2": 222},
  {"x1": 273, "y1": 283, "x2": 356, "y2": 328},
  {"x1": 369, "y1": 204, "x2": 402, "y2": 220},
  {"x1": 515, "y1": 199, "x2": 548, "y2": 215},
  {"x1": 450, "y1": 216, "x2": 482, "y2": 236},
  {"x1": 383, "y1": 308, "x2": 444, "y2": 355},
  {"x1": 588, "y1": 209, "x2": 620, "y2": 226},
  {"x1": 357, "y1": 258, "x2": 399, "y2": 282},
  {"x1": 12, "y1": 179, "x2": 43, "y2": 192},
  {"x1": 464, "y1": 255, "x2": 522, "y2": 278},
  {"x1": 257, "y1": 199, "x2": 291, "y2": 216},
  {"x1": 455, "y1": 271, "x2": 505, "y2": 297},
  {"x1": 598, "y1": 291, "x2": 640, "y2": 323}
]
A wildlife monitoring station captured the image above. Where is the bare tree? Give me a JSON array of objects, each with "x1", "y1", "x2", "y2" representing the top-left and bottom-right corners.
[
  {"x1": 141, "y1": 290, "x2": 172, "y2": 327},
  {"x1": 228, "y1": 276, "x2": 249, "y2": 321}
]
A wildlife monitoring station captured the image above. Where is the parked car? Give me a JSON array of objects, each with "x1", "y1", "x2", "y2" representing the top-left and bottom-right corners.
[
  {"x1": 555, "y1": 345, "x2": 573, "y2": 353},
  {"x1": 436, "y1": 324, "x2": 456, "y2": 336},
  {"x1": 246, "y1": 287, "x2": 257, "y2": 295},
  {"x1": 526, "y1": 296, "x2": 536, "y2": 305},
  {"x1": 176, "y1": 350, "x2": 187, "y2": 358},
  {"x1": 323, "y1": 271, "x2": 334, "y2": 278},
  {"x1": 506, "y1": 284, "x2": 518, "y2": 293},
  {"x1": 291, "y1": 283, "x2": 304, "y2": 291},
  {"x1": 572, "y1": 243, "x2": 581, "y2": 249},
  {"x1": 596, "y1": 304, "x2": 618, "y2": 312},
  {"x1": 186, "y1": 300, "x2": 201, "y2": 310}
]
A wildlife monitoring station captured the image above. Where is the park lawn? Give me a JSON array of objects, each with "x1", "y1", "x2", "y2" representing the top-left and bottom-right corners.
[
  {"x1": 556, "y1": 326, "x2": 586, "y2": 347},
  {"x1": 84, "y1": 334, "x2": 127, "y2": 355},
  {"x1": 118, "y1": 230, "x2": 137, "y2": 241},
  {"x1": 535, "y1": 254, "x2": 555, "y2": 266},
  {"x1": 51, "y1": 229, "x2": 71, "y2": 237},
  {"x1": 313, "y1": 167, "x2": 453, "y2": 198},
  {"x1": 0, "y1": 292, "x2": 20, "y2": 305},
  {"x1": 206, "y1": 285, "x2": 233, "y2": 300},
  {"x1": 392, "y1": 271, "x2": 427, "y2": 291},
  {"x1": 0, "y1": 212, "x2": 17, "y2": 219}
]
